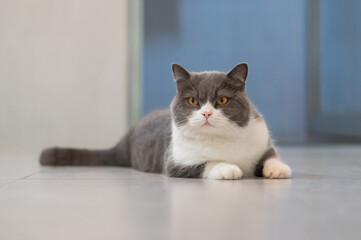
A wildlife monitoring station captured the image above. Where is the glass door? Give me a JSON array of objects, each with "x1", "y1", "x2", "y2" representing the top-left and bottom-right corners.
[{"x1": 309, "y1": 0, "x2": 361, "y2": 138}]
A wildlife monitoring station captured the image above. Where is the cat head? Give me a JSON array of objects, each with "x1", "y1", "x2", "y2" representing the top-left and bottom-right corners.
[{"x1": 170, "y1": 63, "x2": 251, "y2": 136}]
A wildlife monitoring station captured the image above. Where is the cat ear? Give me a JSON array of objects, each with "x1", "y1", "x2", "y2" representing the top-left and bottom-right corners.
[
  {"x1": 227, "y1": 63, "x2": 248, "y2": 90},
  {"x1": 172, "y1": 63, "x2": 190, "y2": 82}
]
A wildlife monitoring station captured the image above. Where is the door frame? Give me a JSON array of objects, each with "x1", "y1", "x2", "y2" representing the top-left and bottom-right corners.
[
  {"x1": 307, "y1": 0, "x2": 361, "y2": 139},
  {"x1": 127, "y1": 0, "x2": 144, "y2": 127}
]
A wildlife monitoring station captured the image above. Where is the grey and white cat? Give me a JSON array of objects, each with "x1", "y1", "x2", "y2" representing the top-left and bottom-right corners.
[{"x1": 40, "y1": 63, "x2": 292, "y2": 180}]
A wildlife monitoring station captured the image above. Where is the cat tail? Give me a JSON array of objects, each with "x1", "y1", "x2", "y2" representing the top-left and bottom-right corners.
[
  {"x1": 39, "y1": 132, "x2": 133, "y2": 166},
  {"x1": 39, "y1": 147, "x2": 118, "y2": 166}
]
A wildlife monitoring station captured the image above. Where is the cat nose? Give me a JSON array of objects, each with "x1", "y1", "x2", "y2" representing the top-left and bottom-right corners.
[{"x1": 202, "y1": 112, "x2": 212, "y2": 119}]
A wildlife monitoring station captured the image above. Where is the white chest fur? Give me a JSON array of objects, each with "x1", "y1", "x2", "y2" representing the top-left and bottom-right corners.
[{"x1": 171, "y1": 117, "x2": 270, "y2": 177}]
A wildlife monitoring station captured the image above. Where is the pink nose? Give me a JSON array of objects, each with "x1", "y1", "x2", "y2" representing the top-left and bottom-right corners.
[{"x1": 202, "y1": 112, "x2": 212, "y2": 119}]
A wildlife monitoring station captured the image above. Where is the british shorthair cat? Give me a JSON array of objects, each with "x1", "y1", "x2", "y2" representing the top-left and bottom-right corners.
[{"x1": 40, "y1": 63, "x2": 292, "y2": 180}]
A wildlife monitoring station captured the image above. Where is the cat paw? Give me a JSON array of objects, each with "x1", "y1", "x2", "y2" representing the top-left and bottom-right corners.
[
  {"x1": 263, "y1": 158, "x2": 292, "y2": 179},
  {"x1": 206, "y1": 163, "x2": 243, "y2": 180}
]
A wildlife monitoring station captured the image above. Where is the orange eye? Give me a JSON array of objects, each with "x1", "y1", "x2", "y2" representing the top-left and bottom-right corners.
[
  {"x1": 188, "y1": 97, "x2": 199, "y2": 106},
  {"x1": 217, "y1": 96, "x2": 228, "y2": 105}
]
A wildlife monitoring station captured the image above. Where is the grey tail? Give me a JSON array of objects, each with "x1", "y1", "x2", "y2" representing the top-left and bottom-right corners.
[{"x1": 39, "y1": 147, "x2": 122, "y2": 166}]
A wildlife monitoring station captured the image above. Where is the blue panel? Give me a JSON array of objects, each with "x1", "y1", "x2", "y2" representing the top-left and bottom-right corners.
[
  {"x1": 320, "y1": 0, "x2": 361, "y2": 114},
  {"x1": 143, "y1": 0, "x2": 307, "y2": 141}
]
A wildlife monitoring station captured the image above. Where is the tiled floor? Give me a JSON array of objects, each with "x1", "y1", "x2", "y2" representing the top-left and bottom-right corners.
[{"x1": 1, "y1": 145, "x2": 361, "y2": 240}]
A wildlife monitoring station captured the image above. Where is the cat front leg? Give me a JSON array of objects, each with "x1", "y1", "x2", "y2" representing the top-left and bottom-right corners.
[
  {"x1": 165, "y1": 160, "x2": 242, "y2": 180},
  {"x1": 202, "y1": 162, "x2": 243, "y2": 180},
  {"x1": 255, "y1": 148, "x2": 292, "y2": 179},
  {"x1": 165, "y1": 161, "x2": 206, "y2": 178}
]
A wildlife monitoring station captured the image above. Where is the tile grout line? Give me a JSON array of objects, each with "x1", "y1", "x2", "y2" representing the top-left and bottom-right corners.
[
  {"x1": 21, "y1": 171, "x2": 42, "y2": 179},
  {"x1": 0, "y1": 170, "x2": 41, "y2": 188}
]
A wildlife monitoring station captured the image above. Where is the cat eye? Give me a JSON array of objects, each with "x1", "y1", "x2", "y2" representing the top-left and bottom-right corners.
[
  {"x1": 217, "y1": 96, "x2": 228, "y2": 105},
  {"x1": 188, "y1": 97, "x2": 199, "y2": 106}
]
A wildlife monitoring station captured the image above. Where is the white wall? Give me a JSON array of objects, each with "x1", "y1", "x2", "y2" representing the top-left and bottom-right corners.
[{"x1": 0, "y1": 0, "x2": 129, "y2": 154}]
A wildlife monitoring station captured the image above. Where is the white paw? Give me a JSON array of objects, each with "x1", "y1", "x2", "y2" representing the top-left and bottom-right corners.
[
  {"x1": 206, "y1": 163, "x2": 243, "y2": 180},
  {"x1": 263, "y1": 158, "x2": 292, "y2": 179}
]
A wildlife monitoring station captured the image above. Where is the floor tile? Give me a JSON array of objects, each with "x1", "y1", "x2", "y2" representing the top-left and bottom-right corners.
[{"x1": 0, "y1": 145, "x2": 361, "y2": 240}]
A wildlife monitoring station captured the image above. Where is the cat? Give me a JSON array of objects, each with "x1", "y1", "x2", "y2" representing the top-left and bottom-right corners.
[{"x1": 40, "y1": 63, "x2": 292, "y2": 180}]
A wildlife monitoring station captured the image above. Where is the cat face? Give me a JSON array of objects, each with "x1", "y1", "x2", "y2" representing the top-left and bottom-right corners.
[{"x1": 171, "y1": 63, "x2": 251, "y2": 135}]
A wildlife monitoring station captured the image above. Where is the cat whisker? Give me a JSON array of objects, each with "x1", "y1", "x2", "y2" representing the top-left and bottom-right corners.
[
  {"x1": 226, "y1": 124, "x2": 241, "y2": 134},
  {"x1": 211, "y1": 118, "x2": 242, "y2": 134},
  {"x1": 189, "y1": 119, "x2": 205, "y2": 126}
]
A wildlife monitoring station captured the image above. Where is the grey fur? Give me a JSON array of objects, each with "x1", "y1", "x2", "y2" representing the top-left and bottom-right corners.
[
  {"x1": 40, "y1": 147, "x2": 117, "y2": 166},
  {"x1": 39, "y1": 63, "x2": 271, "y2": 178},
  {"x1": 250, "y1": 103, "x2": 262, "y2": 120},
  {"x1": 171, "y1": 63, "x2": 251, "y2": 128},
  {"x1": 166, "y1": 162, "x2": 206, "y2": 178},
  {"x1": 254, "y1": 148, "x2": 277, "y2": 177},
  {"x1": 163, "y1": 147, "x2": 206, "y2": 178},
  {"x1": 127, "y1": 109, "x2": 171, "y2": 173},
  {"x1": 165, "y1": 160, "x2": 206, "y2": 178},
  {"x1": 227, "y1": 63, "x2": 248, "y2": 91}
]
